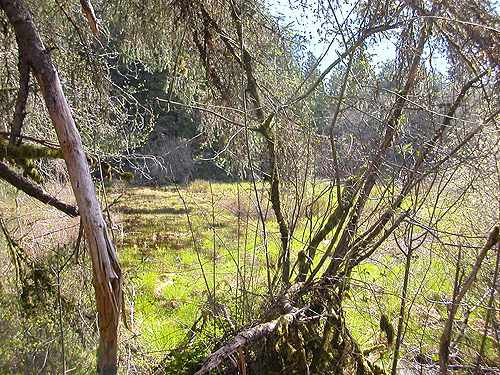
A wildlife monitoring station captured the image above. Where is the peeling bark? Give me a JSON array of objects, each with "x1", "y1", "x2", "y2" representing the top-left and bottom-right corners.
[{"x1": 0, "y1": 0, "x2": 122, "y2": 373}]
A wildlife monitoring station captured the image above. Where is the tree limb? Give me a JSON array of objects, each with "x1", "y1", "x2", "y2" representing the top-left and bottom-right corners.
[
  {"x1": 286, "y1": 22, "x2": 400, "y2": 106},
  {"x1": 321, "y1": 14, "x2": 433, "y2": 279},
  {"x1": 10, "y1": 54, "x2": 29, "y2": 147},
  {"x1": 0, "y1": 131, "x2": 60, "y2": 148},
  {"x1": 194, "y1": 307, "x2": 305, "y2": 375},
  {"x1": 0, "y1": 0, "x2": 122, "y2": 373},
  {"x1": 439, "y1": 226, "x2": 500, "y2": 375},
  {"x1": 80, "y1": 0, "x2": 98, "y2": 36},
  {"x1": 0, "y1": 161, "x2": 78, "y2": 217}
]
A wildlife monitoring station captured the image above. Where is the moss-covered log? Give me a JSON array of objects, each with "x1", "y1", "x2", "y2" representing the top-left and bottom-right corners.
[{"x1": 195, "y1": 283, "x2": 386, "y2": 375}]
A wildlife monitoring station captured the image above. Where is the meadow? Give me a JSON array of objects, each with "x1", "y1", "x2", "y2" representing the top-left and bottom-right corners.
[
  {"x1": 0, "y1": 179, "x2": 497, "y2": 373},
  {"x1": 111, "y1": 180, "x2": 497, "y2": 373}
]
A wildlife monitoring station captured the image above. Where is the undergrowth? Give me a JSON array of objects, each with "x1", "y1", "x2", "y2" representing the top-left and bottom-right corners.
[{"x1": 0, "y1": 179, "x2": 498, "y2": 373}]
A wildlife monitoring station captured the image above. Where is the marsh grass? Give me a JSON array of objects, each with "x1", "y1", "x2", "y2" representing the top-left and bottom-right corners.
[
  {"x1": 112, "y1": 180, "x2": 500, "y2": 372},
  {"x1": 112, "y1": 182, "x2": 286, "y2": 367},
  {"x1": 1, "y1": 177, "x2": 496, "y2": 373}
]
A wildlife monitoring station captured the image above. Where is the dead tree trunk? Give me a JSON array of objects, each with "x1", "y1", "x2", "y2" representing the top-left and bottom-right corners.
[{"x1": 0, "y1": 0, "x2": 123, "y2": 373}]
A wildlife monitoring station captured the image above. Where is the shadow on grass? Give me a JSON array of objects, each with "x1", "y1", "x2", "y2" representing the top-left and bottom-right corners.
[{"x1": 122, "y1": 207, "x2": 190, "y2": 215}]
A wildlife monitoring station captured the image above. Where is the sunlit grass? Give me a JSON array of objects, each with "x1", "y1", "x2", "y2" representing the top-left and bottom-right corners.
[
  {"x1": 110, "y1": 178, "x2": 498, "y2": 369},
  {"x1": 112, "y1": 182, "x2": 283, "y2": 356}
]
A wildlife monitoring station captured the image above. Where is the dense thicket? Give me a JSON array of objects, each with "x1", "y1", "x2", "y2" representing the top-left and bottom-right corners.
[{"x1": 1, "y1": 0, "x2": 499, "y2": 374}]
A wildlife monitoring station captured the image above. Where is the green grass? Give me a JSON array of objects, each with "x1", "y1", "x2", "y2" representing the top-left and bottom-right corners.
[
  {"x1": 0, "y1": 175, "x2": 497, "y2": 372},
  {"x1": 112, "y1": 182, "x2": 283, "y2": 357},
  {"x1": 109, "y1": 179, "x2": 499, "y2": 371},
  {"x1": 112, "y1": 182, "x2": 351, "y2": 359}
]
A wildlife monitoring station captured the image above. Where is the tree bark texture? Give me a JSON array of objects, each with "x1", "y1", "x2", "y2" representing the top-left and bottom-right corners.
[
  {"x1": 0, "y1": 1, "x2": 123, "y2": 373},
  {"x1": 0, "y1": 161, "x2": 79, "y2": 217},
  {"x1": 80, "y1": 0, "x2": 99, "y2": 36}
]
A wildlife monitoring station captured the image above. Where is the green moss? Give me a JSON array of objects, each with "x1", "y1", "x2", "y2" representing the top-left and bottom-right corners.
[
  {"x1": 119, "y1": 171, "x2": 134, "y2": 182},
  {"x1": 0, "y1": 139, "x2": 63, "y2": 160}
]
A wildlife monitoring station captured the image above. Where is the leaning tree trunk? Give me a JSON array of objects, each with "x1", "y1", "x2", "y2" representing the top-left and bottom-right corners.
[{"x1": 0, "y1": 0, "x2": 123, "y2": 373}]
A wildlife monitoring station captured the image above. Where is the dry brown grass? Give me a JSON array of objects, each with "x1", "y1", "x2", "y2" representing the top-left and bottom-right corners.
[{"x1": 0, "y1": 181, "x2": 80, "y2": 258}]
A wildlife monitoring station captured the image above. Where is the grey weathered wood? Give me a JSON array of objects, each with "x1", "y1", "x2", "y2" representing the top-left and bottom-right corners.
[
  {"x1": 0, "y1": 0, "x2": 122, "y2": 373},
  {"x1": 195, "y1": 306, "x2": 302, "y2": 375}
]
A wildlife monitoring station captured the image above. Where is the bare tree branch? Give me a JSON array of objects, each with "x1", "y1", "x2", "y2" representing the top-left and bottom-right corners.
[
  {"x1": 80, "y1": 0, "x2": 98, "y2": 36},
  {"x1": 0, "y1": 161, "x2": 78, "y2": 217},
  {"x1": 194, "y1": 306, "x2": 305, "y2": 375},
  {"x1": 9, "y1": 55, "x2": 29, "y2": 147},
  {"x1": 439, "y1": 226, "x2": 500, "y2": 375}
]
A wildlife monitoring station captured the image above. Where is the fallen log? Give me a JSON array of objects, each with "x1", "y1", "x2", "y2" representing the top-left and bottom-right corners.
[{"x1": 194, "y1": 306, "x2": 306, "y2": 375}]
